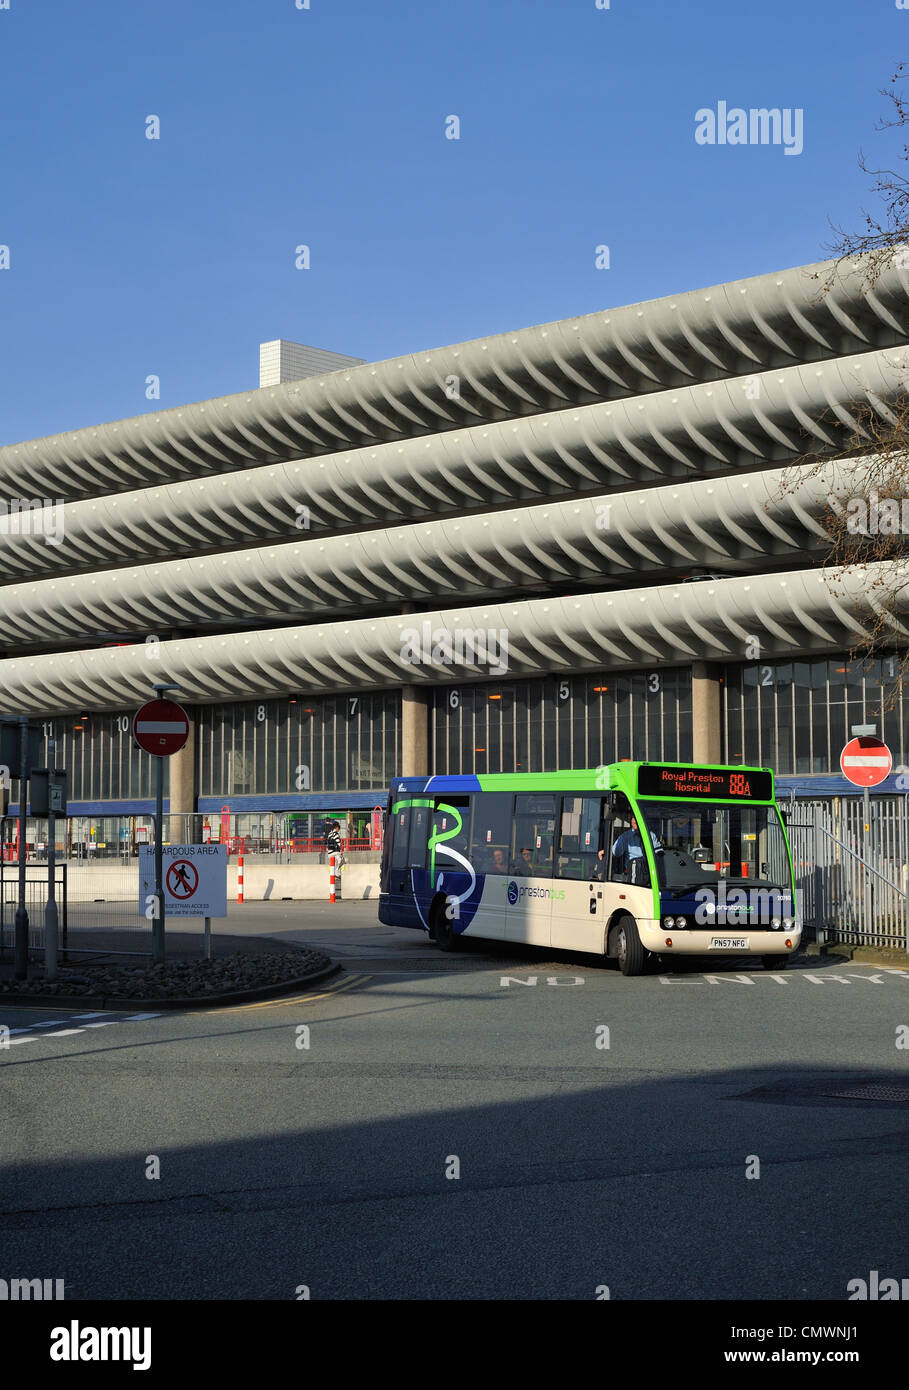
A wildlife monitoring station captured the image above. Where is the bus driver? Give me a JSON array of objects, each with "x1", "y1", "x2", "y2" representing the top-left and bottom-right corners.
[{"x1": 612, "y1": 814, "x2": 662, "y2": 883}]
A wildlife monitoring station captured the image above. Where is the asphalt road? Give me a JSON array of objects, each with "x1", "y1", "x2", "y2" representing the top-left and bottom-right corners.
[{"x1": 1, "y1": 906, "x2": 908, "y2": 1301}]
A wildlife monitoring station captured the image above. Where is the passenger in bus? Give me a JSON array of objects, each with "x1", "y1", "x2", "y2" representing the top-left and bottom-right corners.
[
  {"x1": 510, "y1": 846, "x2": 535, "y2": 875},
  {"x1": 592, "y1": 848, "x2": 608, "y2": 881},
  {"x1": 486, "y1": 847, "x2": 508, "y2": 874}
]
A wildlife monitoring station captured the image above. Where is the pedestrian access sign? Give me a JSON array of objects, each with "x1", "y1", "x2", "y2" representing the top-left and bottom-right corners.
[{"x1": 139, "y1": 844, "x2": 227, "y2": 917}]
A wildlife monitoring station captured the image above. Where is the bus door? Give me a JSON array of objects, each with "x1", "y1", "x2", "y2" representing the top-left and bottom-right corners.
[
  {"x1": 601, "y1": 792, "x2": 659, "y2": 934},
  {"x1": 550, "y1": 795, "x2": 609, "y2": 951},
  {"x1": 428, "y1": 796, "x2": 475, "y2": 927},
  {"x1": 505, "y1": 793, "x2": 557, "y2": 946},
  {"x1": 468, "y1": 793, "x2": 513, "y2": 940},
  {"x1": 386, "y1": 799, "x2": 433, "y2": 928}
]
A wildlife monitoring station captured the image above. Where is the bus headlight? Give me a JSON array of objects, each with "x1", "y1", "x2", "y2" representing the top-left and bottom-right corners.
[
  {"x1": 662, "y1": 916, "x2": 676, "y2": 928},
  {"x1": 674, "y1": 915, "x2": 687, "y2": 928},
  {"x1": 783, "y1": 916, "x2": 795, "y2": 929},
  {"x1": 770, "y1": 916, "x2": 782, "y2": 929}
]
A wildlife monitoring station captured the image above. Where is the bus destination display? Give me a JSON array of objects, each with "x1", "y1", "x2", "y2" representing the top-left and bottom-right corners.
[{"x1": 637, "y1": 765, "x2": 773, "y2": 800}]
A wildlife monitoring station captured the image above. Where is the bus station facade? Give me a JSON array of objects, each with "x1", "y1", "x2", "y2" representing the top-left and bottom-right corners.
[{"x1": 2, "y1": 252, "x2": 909, "y2": 858}]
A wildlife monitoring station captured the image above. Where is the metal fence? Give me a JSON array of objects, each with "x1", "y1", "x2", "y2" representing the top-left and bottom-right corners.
[
  {"x1": 2, "y1": 812, "x2": 382, "y2": 865},
  {"x1": 0, "y1": 814, "x2": 151, "y2": 954},
  {"x1": 786, "y1": 796, "x2": 909, "y2": 950},
  {"x1": 0, "y1": 863, "x2": 66, "y2": 953}
]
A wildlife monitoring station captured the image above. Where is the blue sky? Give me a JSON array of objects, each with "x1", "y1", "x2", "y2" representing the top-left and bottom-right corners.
[{"x1": 0, "y1": 0, "x2": 903, "y2": 445}]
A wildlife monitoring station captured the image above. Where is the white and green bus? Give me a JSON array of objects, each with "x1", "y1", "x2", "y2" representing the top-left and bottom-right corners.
[{"x1": 378, "y1": 763, "x2": 799, "y2": 974}]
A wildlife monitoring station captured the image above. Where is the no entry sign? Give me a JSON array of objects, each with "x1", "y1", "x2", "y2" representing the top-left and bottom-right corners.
[
  {"x1": 133, "y1": 698, "x2": 190, "y2": 756},
  {"x1": 840, "y1": 736, "x2": 893, "y2": 788}
]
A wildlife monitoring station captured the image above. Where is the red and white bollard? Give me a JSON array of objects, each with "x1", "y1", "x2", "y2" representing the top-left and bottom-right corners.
[
  {"x1": 237, "y1": 849, "x2": 244, "y2": 904},
  {"x1": 329, "y1": 854, "x2": 336, "y2": 903}
]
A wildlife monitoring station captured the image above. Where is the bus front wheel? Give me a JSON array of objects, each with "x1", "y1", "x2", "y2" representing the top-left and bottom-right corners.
[
  {"x1": 430, "y1": 899, "x2": 460, "y2": 952},
  {"x1": 615, "y1": 915, "x2": 645, "y2": 977}
]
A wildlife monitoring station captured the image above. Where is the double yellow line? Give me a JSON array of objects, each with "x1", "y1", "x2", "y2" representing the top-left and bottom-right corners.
[{"x1": 219, "y1": 972, "x2": 371, "y2": 1015}]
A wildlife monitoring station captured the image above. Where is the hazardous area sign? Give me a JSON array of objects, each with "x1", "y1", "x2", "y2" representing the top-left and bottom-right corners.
[{"x1": 139, "y1": 844, "x2": 228, "y2": 918}]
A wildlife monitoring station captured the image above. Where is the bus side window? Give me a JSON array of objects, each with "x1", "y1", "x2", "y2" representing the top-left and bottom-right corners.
[
  {"x1": 431, "y1": 797, "x2": 472, "y2": 865},
  {"x1": 468, "y1": 793, "x2": 514, "y2": 872},
  {"x1": 555, "y1": 795, "x2": 601, "y2": 879}
]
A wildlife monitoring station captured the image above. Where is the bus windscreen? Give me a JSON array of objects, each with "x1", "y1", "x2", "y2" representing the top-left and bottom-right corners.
[{"x1": 637, "y1": 765, "x2": 773, "y2": 802}]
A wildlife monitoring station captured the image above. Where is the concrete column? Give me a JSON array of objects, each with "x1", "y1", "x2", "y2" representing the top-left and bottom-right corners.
[
  {"x1": 168, "y1": 713, "x2": 196, "y2": 843},
  {"x1": 691, "y1": 662, "x2": 722, "y2": 764},
  {"x1": 400, "y1": 685, "x2": 430, "y2": 777}
]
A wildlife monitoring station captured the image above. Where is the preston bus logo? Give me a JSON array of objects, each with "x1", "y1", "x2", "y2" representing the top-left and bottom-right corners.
[{"x1": 507, "y1": 880, "x2": 519, "y2": 905}]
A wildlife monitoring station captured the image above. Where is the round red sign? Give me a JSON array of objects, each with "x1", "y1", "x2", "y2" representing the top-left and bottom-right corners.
[
  {"x1": 133, "y1": 698, "x2": 190, "y2": 757},
  {"x1": 840, "y1": 736, "x2": 893, "y2": 788}
]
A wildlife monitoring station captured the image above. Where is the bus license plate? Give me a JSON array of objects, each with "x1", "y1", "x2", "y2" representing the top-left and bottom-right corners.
[{"x1": 708, "y1": 937, "x2": 750, "y2": 949}]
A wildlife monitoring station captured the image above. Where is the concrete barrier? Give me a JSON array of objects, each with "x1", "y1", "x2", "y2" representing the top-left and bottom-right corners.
[{"x1": 28, "y1": 862, "x2": 381, "y2": 902}]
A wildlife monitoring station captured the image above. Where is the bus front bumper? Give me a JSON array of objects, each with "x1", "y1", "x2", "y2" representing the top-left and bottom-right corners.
[{"x1": 637, "y1": 921, "x2": 802, "y2": 956}]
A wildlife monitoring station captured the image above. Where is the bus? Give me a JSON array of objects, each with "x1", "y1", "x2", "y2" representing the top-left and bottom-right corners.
[{"x1": 378, "y1": 762, "x2": 799, "y2": 974}]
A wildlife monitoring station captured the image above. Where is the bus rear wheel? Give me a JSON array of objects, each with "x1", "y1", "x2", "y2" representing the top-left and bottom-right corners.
[
  {"x1": 615, "y1": 914, "x2": 645, "y2": 977},
  {"x1": 430, "y1": 899, "x2": 460, "y2": 952}
]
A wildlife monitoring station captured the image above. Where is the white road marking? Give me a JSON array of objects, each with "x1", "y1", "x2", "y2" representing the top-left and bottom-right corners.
[
  {"x1": 0, "y1": 1011, "x2": 166, "y2": 1054},
  {"x1": 9, "y1": 1021, "x2": 67, "y2": 1032}
]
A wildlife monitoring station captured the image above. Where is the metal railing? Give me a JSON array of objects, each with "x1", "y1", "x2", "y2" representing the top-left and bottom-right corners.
[
  {"x1": 0, "y1": 862, "x2": 67, "y2": 954},
  {"x1": 787, "y1": 796, "x2": 909, "y2": 951}
]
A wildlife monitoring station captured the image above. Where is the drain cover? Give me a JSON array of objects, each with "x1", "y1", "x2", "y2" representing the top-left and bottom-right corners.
[
  {"x1": 743, "y1": 1076, "x2": 909, "y2": 1108},
  {"x1": 825, "y1": 1083, "x2": 909, "y2": 1104}
]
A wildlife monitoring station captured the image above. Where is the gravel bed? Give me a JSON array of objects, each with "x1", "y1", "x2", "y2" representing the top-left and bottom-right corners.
[{"x1": 0, "y1": 949, "x2": 332, "y2": 998}]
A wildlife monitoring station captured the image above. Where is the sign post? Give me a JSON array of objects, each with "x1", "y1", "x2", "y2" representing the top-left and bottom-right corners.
[
  {"x1": 840, "y1": 731, "x2": 892, "y2": 937},
  {"x1": 46, "y1": 746, "x2": 59, "y2": 981},
  {"x1": 133, "y1": 687, "x2": 190, "y2": 965},
  {"x1": 30, "y1": 751, "x2": 67, "y2": 981},
  {"x1": 0, "y1": 716, "x2": 42, "y2": 979},
  {"x1": 138, "y1": 845, "x2": 227, "y2": 961},
  {"x1": 16, "y1": 719, "x2": 28, "y2": 981}
]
